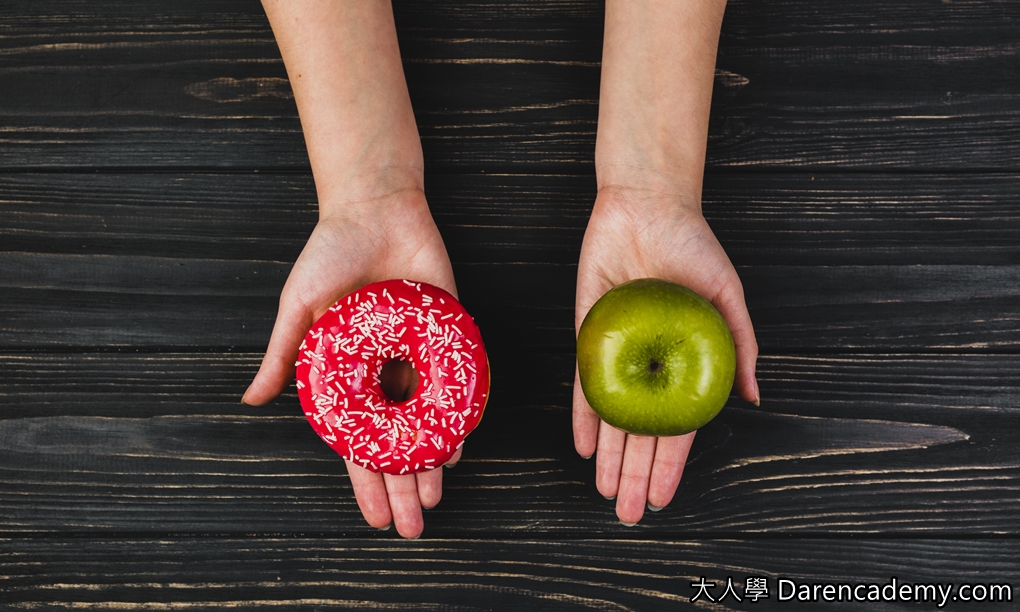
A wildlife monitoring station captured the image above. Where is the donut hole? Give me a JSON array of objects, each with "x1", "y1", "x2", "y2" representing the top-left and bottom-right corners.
[{"x1": 379, "y1": 359, "x2": 419, "y2": 403}]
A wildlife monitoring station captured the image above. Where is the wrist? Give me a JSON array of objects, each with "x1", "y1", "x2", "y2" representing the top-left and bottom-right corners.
[
  {"x1": 314, "y1": 153, "x2": 425, "y2": 212},
  {"x1": 317, "y1": 176, "x2": 428, "y2": 224},
  {"x1": 596, "y1": 161, "x2": 703, "y2": 207},
  {"x1": 593, "y1": 182, "x2": 703, "y2": 221},
  {"x1": 595, "y1": 146, "x2": 705, "y2": 216},
  {"x1": 594, "y1": 109, "x2": 709, "y2": 209}
]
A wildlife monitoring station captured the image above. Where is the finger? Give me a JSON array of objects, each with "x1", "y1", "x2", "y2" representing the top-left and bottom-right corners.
[
  {"x1": 243, "y1": 295, "x2": 314, "y2": 406},
  {"x1": 382, "y1": 473, "x2": 425, "y2": 539},
  {"x1": 445, "y1": 446, "x2": 463, "y2": 468},
  {"x1": 572, "y1": 367, "x2": 600, "y2": 459},
  {"x1": 595, "y1": 420, "x2": 626, "y2": 500},
  {"x1": 711, "y1": 277, "x2": 759, "y2": 406},
  {"x1": 345, "y1": 459, "x2": 393, "y2": 530},
  {"x1": 616, "y1": 434, "x2": 657, "y2": 525},
  {"x1": 646, "y1": 431, "x2": 696, "y2": 511},
  {"x1": 416, "y1": 466, "x2": 443, "y2": 509}
]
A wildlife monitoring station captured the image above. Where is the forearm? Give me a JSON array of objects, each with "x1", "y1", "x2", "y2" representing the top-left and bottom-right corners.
[
  {"x1": 263, "y1": 0, "x2": 423, "y2": 214},
  {"x1": 596, "y1": 0, "x2": 726, "y2": 208}
]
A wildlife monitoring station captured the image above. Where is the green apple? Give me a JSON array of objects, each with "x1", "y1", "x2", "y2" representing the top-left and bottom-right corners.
[{"x1": 577, "y1": 278, "x2": 735, "y2": 436}]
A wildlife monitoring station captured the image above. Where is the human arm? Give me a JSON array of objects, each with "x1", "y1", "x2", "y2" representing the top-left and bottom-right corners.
[
  {"x1": 243, "y1": 0, "x2": 459, "y2": 539},
  {"x1": 574, "y1": 0, "x2": 759, "y2": 524}
]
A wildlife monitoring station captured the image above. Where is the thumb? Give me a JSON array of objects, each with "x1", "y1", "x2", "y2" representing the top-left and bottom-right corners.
[
  {"x1": 243, "y1": 297, "x2": 314, "y2": 406},
  {"x1": 710, "y1": 276, "x2": 759, "y2": 407}
]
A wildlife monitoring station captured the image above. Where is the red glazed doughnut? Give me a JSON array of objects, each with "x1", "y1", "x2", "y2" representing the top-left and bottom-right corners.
[{"x1": 295, "y1": 279, "x2": 489, "y2": 475}]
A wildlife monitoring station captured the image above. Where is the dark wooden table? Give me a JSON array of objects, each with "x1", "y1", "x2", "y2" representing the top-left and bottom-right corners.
[{"x1": 2, "y1": 1, "x2": 1018, "y2": 609}]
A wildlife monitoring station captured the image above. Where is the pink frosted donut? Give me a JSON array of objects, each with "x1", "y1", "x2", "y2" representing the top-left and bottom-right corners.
[{"x1": 295, "y1": 279, "x2": 489, "y2": 475}]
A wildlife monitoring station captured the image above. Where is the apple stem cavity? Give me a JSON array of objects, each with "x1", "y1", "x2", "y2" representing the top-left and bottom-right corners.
[{"x1": 647, "y1": 358, "x2": 665, "y2": 375}]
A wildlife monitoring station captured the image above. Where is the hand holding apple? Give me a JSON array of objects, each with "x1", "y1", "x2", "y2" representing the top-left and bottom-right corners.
[{"x1": 574, "y1": 188, "x2": 759, "y2": 526}]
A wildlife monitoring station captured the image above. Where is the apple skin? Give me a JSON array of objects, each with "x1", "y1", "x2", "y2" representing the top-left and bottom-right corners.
[{"x1": 577, "y1": 278, "x2": 736, "y2": 437}]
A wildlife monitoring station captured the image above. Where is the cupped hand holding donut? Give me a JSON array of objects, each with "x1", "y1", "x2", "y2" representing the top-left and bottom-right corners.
[
  {"x1": 243, "y1": 189, "x2": 461, "y2": 539},
  {"x1": 249, "y1": 1, "x2": 457, "y2": 538}
]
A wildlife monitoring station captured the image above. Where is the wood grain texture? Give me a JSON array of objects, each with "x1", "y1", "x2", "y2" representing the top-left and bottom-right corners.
[
  {"x1": 0, "y1": 1, "x2": 1018, "y2": 170},
  {"x1": 2, "y1": 257, "x2": 1018, "y2": 350},
  {"x1": 4, "y1": 172, "x2": 1020, "y2": 265},
  {"x1": 2, "y1": 0, "x2": 1019, "y2": 605},
  {"x1": 0, "y1": 353, "x2": 1015, "y2": 535},
  {"x1": 1, "y1": 537, "x2": 1017, "y2": 610},
  {"x1": 2, "y1": 172, "x2": 1018, "y2": 350}
]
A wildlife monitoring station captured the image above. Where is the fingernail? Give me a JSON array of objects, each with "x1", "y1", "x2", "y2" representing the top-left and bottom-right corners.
[
  {"x1": 444, "y1": 462, "x2": 457, "y2": 469},
  {"x1": 378, "y1": 523, "x2": 391, "y2": 531},
  {"x1": 620, "y1": 520, "x2": 637, "y2": 527},
  {"x1": 754, "y1": 387, "x2": 761, "y2": 407},
  {"x1": 604, "y1": 495, "x2": 616, "y2": 501},
  {"x1": 409, "y1": 533, "x2": 421, "y2": 540},
  {"x1": 240, "y1": 392, "x2": 249, "y2": 405},
  {"x1": 581, "y1": 454, "x2": 593, "y2": 460},
  {"x1": 647, "y1": 503, "x2": 663, "y2": 512}
]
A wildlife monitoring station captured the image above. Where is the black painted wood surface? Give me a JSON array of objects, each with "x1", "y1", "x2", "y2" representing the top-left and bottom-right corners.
[
  {"x1": 1, "y1": 0, "x2": 1018, "y2": 609},
  {"x1": 3, "y1": 537, "x2": 1017, "y2": 610}
]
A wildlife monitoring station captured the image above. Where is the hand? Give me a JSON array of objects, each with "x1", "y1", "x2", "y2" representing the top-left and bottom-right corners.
[
  {"x1": 242, "y1": 188, "x2": 461, "y2": 539},
  {"x1": 573, "y1": 186, "x2": 759, "y2": 525}
]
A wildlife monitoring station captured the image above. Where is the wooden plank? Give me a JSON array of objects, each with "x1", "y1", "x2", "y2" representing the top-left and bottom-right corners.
[
  {"x1": 1, "y1": 536, "x2": 1016, "y2": 610},
  {"x1": 703, "y1": 173, "x2": 1020, "y2": 267},
  {"x1": 5, "y1": 171, "x2": 1019, "y2": 266},
  {"x1": 0, "y1": 172, "x2": 316, "y2": 263},
  {"x1": 0, "y1": 1, "x2": 1018, "y2": 170},
  {"x1": 0, "y1": 353, "x2": 1016, "y2": 535},
  {"x1": 2, "y1": 172, "x2": 1019, "y2": 350},
  {"x1": 2, "y1": 257, "x2": 1018, "y2": 350}
]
